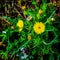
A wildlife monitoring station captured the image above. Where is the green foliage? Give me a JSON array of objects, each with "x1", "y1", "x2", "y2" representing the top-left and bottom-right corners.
[
  {"x1": 42, "y1": 0, "x2": 47, "y2": 3},
  {"x1": 0, "y1": 0, "x2": 60, "y2": 60}
]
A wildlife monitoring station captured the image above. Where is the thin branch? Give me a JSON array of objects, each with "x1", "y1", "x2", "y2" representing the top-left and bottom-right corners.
[{"x1": 14, "y1": 7, "x2": 22, "y2": 17}]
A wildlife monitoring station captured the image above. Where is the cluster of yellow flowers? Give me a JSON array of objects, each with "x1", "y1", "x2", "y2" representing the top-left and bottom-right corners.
[
  {"x1": 17, "y1": 20, "x2": 45, "y2": 35},
  {"x1": 16, "y1": 8, "x2": 45, "y2": 35}
]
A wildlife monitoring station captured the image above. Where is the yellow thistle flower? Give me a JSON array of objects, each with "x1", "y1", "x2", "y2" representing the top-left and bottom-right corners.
[
  {"x1": 27, "y1": 35, "x2": 31, "y2": 40},
  {"x1": 38, "y1": 9, "x2": 43, "y2": 14},
  {"x1": 33, "y1": 22, "x2": 45, "y2": 34},
  {"x1": 21, "y1": 5, "x2": 26, "y2": 10},
  {"x1": 17, "y1": 20, "x2": 24, "y2": 32}
]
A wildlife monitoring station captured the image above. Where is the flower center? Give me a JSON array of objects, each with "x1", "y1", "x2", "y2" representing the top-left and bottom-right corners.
[{"x1": 38, "y1": 26, "x2": 41, "y2": 29}]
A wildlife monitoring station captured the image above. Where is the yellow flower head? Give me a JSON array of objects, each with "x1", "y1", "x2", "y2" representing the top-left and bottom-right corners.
[
  {"x1": 17, "y1": 20, "x2": 24, "y2": 31},
  {"x1": 38, "y1": 9, "x2": 43, "y2": 14},
  {"x1": 33, "y1": 22, "x2": 45, "y2": 34},
  {"x1": 21, "y1": 5, "x2": 26, "y2": 10},
  {"x1": 27, "y1": 35, "x2": 31, "y2": 40}
]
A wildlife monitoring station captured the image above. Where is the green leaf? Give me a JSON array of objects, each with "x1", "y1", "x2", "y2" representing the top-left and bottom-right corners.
[
  {"x1": 32, "y1": 0, "x2": 36, "y2": 5},
  {"x1": 42, "y1": 0, "x2": 47, "y2": 3},
  {"x1": 32, "y1": 49, "x2": 36, "y2": 55}
]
